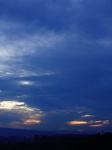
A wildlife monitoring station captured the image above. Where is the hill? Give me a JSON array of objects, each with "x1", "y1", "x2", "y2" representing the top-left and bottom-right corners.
[{"x1": 0, "y1": 128, "x2": 53, "y2": 137}]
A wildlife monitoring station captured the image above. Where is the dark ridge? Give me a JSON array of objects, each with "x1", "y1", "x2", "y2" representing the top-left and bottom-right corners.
[
  {"x1": 0, "y1": 132, "x2": 111, "y2": 149},
  {"x1": 0, "y1": 127, "x2": 54, "y2": 137}
]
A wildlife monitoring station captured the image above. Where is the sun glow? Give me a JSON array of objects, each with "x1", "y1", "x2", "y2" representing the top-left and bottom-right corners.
[
  {"x1": 89, "y1": 124, "x2": 103, "y2": 127},
  {"x1": 81, "y1": 115, "x2": 95, "y2": 118},
  {"x1": 0, "y1": 101, "x2": 25, "y2": 110},
  {"x1": 68, "y1": 121, "x2": 88, "y2": 125},
  {"x1": 23, "y1": 119, "x2": 41, "y2": 125},
  {"x1": 19, "y1": 81, "x2": 33, "y2": 85}
]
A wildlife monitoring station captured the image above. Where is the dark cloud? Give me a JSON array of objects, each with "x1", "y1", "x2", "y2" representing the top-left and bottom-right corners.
[{"x1": 0, "y1": 0, "x2": 111, "y2": 35}]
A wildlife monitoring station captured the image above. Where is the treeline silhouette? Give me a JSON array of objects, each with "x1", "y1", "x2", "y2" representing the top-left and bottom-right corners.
[{"x1": 0, "y1": 132, "x2": 112, "y2": 150}]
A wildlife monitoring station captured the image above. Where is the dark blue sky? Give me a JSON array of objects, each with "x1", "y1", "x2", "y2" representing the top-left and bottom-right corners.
[{"x1": 0, "y1": 0, "x2": 112, "y2": 133}]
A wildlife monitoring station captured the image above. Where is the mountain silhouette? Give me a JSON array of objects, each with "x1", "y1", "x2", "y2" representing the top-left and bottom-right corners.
[{"x1": 0, "y1": 128, "x2": 54, "y2": 137}]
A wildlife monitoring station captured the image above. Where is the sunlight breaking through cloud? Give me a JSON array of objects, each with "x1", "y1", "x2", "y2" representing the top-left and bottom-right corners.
[
  {"x1": 0, "y1": 101, "x2": 44, "y2": 129},
  {"x1": 89, "y1": 124, "x2": 103, "y2": 127},
  {"x1": 19, "y1": 81, "x2": 34, "y2": 86},
  {"x1": 23, "y1": 120, "x2": 41, "y2": 125},
  {"x1": 67, "y1": 120, "x2": 110, "y2": 127},
  {"x1": 0, "y1": 101, "x2": 35, "y2": 112},
  {"x1": 68, "y1": 121, "x2": 88, "y2": 125},
  {"x1": 81, "y1": 115, "x2": 95, "y2": 118}
]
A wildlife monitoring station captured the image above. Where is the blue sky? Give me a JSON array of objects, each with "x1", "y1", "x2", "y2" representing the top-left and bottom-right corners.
[{"x1": 0, "y1": 0, "x2": 112, "y2": 133}]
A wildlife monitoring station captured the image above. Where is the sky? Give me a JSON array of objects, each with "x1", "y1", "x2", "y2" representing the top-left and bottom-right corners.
[{"x1": 0, "y1": 0, "x2": 112, "y2": 133}]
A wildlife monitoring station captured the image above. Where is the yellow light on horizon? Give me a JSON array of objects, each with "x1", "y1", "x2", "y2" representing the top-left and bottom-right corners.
[
  {"x1": 89, "y1": 124, "x2": 103, "y2": 127},
  {"x1": 23, "y1": 119, "x2": 41, "y2": 125},
  {"x1": 19, "y1": 81, "x2": 33, "y2": 85},
  {"x1": 68, "y1": 121, "x2": 88, "y2": 125},
  {"x1": 81, "y1": 115, "x2": 94, "y2": 118},
  {"x1": 67, "y1": 119, "x2": 110, "y2": 127}
]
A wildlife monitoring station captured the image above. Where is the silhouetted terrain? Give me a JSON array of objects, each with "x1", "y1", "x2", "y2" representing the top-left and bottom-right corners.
[
  {"x1": 0, "y1": 132, "x2": 111, "y2": 149},
  {"x1": 0, "y1": 128, "x2": 54, "y2": 137}
]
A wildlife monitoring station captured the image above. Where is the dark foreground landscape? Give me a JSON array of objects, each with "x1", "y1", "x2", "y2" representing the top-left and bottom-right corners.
[{"x1": 0, "y1": 132, "x2": 111, "y2": 150}]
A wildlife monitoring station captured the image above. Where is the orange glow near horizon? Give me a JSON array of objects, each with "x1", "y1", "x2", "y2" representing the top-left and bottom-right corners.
[
  {"x1": 89, "y1": 124, "x2": 103, "y2": 127},
  {"x1": 67, "y1": 119, "x2": 110, "y2": 127},
  {"x1": 23, "y1": 119, "x2": 41, "y2": 125},
  {"x1": 68, "y1": 121, "x2": 88, "y2": 125},
  {"x1": 103, "y1": 120, "x2": 110, "y2": 124},
  {"x1": 81, "y1": 115, "x2": 95, "y2": 118}
]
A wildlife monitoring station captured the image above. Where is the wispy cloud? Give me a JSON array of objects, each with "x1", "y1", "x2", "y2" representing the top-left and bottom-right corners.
[
  {"x1": 9, "y1": 119, "x2": 42, "y2": 129},
  {"x1": 0, "y1": 19, "x2": 64, "y2": 79},
  {"x1": 23, "y1": 119, "x2": 41, "y2": 125},
  {"x1": 19, "y1": 81, "x2": 34, "y2": 86},
  {"x1": 81, "y1": 115, "x2": 95, "y2": 118},
  {"x1": 0, "y1": 20, "x2": 64, "y2": 59},
  {"x1": 46, "y1": 106, "x2": 90, "y2": 115},
  {"x1": 0, "y1": 65, "x2": 55, "y2": 78},
  {"x1": 68, "y1": 121, "x2": 88, "y2": 125},
  {"x1": 67, "y1": 120, "x2": 110, "y2": 127},
  {"x1": 89, "y1": 124, "x2": 103, "y2": 127}
]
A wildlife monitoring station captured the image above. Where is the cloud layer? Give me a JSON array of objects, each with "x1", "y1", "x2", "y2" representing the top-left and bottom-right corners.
[{"x1": 0, "y1": 0, "x2": 111, "y2": 132}]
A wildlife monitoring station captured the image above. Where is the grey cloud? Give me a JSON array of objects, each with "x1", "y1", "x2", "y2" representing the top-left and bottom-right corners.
[{"x1": 0, "y1": 0, "x2": 111, "y2": 36}]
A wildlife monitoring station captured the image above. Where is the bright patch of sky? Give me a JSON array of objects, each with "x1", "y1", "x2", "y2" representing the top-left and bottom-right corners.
[{"x1": 0, "y1": 101, "x2": 44, "y2": 129}]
